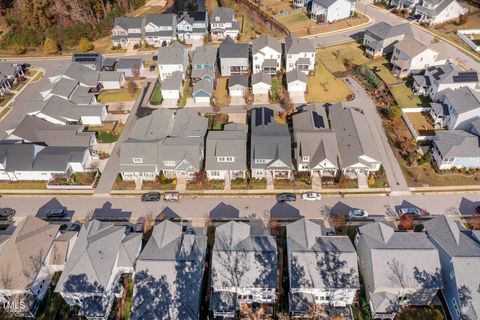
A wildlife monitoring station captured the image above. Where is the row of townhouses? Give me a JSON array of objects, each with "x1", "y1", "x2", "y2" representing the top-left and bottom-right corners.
[
  {"x1": 0, "y1": 63, "x2": 26, "y2": 95},
  {"x1": 119, "y1": 104, "x2": 382, "y2": 184},
  {"x1": 363, "y1": 22, "x2": 480, "y2": 171},
  {"x1": 111, "y1": 7, "x2": 240, "y2": 48},
  {"x1": 1, "y1": 215, "x2": 477, "y2": 320}
]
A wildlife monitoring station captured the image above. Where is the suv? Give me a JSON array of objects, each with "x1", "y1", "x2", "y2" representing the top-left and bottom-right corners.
[
  {"x1": 0, "y1": 208, "x2": 15, "y2": 219},
  {"x1": 46, "y1": 208, "x2": 67, "y2": 219},
  {"x1": 164, "y1": 192, "x2": 179, "y2": 202},
  {"x1": 398, "y1": 207, "x2": 422, "y2": 217},
  {"x1": 141, "y1": 192, "x2": 161, "y2": 202},
  {"x1": 276, "y1": 193, "x2": 296, "y2": 202}
]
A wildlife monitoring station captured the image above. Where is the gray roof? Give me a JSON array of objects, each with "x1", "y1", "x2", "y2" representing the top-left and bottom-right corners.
[
  {"x1": 72, "y1": 52, "x2": 103, "y2": 71},
  {"x1": 471, "y1": 119, "x2": 480, "y2": 136},
  {"x1": 193, "y1": 78, "x2": 213, "y2": 96},
  {"x1": 252, "y1": 35, "x2": 282, "y2": 55},
  {"x1": 313, "y1": 0, "x2": 345, "y2": 8},
  {"x1": 433, "y1": 130, "x2": 480, "y2": 158},
  {"x1": 130, "y1": 221, "x2": 207, "y2": 320},
  {"x1": 192, "y1": 46, "x2": 217, "y2": 66},
  {"x1": 251, "y1": 72, "x2": 272, "y2": 86},
  {"x1": 210, "y1": 7, "x2": 239, "y2": 31},
  {"x1": 394, "y1": 37, "x2": 429, "y2": 57},
  {"x1": 365, "y1": 22, "x2": 412, "y2": 41},
  {"x1": 49, "y1": 78, "x2": 78, "y2": 99},
  {"x1": 205, "y1": 123, "x2": 248, "y2": 171},
  {"x1": 285, "y1": 34, "x2": 315, "y2": 55},
  {"x1": 35, "y1": 96, "x2": 105, "y2": 123},
  {"x1": 286, "y1": 69, "x2": 307, "y2": 84},
  {"x1": 144, "y1": 14, "x2": 176, "y2": 38},
  {"x1": 228, "y1": 74, "x2": 248, "y2": 88},
  {"x1": 287, "y1": 219, "x2": 359, "y2": 291},
  {"x1": 191, "y1": 68, "x2": 215, "y2": 80},
  {"x1": 219, "y1": 36, "x2": 250, "y2": 59},
  {"x1": 177, "y1": 11, "x2": 208, "y2": 35},
  {"x1": 211, "y1": 221, "x2": 277, "y2": 289},
  {"x1": 329, "y1": 103, "x2": 380, "y2": 167},
  {"x1": 293, "y1": 105, "x2": 339, "y2": 168},
  {"x1": 116, "y1": 58, "x2": 143, "y2": 70},
  {"x1": 424, "y1": 216, "x2": 480, "y2": 318},
  {"x1": 358, "y1": 222, "x2": 443, "y2": 290},
  {"x1": 55, "y1": 220, "x2": 140, "y2": 294},
  {"x1": 441, "y1": 86, "x2": 480, "y2": 115},
  {"x1": 250, "y1": 107, "x2": 293, "y2": 170},
  {"x1": 161, "y1": 71, "x2": 183, "y2": 91},
  {"x1": 98, "y1": 71, "x2": 124, "y2": 82},
  {"x1": 0, "y1": 143, "x2": 88, "y2": 172},
  {"x1": 113, "y1": 16, "x2": 143, "y2": 31},
  {"x1": 157, "y1": 42, "x2": 187, "y2": 65},
  {"x1": 416, "y1": 0, "x2": 465, "y2": 17},
  {"x1": 63, "y1": 63, "x2": 101, "y2": 87},
  {"x1": 11, "y1": 115, "x2": 94, "y2": 147}
]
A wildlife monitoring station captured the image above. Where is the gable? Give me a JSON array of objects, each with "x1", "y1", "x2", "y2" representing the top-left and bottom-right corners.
[
  {"x1": 112, "y1": 25, "x2": 127, "y2": 33},
  {"x1": 267, "y1": 159, "x2": 288, "y2": 168},
  {"x1": 194, "y1": 89, "x2": 211, "y2": 97}
]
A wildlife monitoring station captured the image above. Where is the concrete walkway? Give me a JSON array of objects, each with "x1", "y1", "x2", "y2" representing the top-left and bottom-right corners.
[
  {"x1": 358, "y1": 172, "x2": 368, "y2": 189},
  {"x1": 343, "y1": 77, "x2": 409, "y2": 193},
  {"x1": 312, "y1": 172, "x2": 322, "y2": 192}
]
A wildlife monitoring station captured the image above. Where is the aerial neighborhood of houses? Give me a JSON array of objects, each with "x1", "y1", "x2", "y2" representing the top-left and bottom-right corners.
[{"x1": 1, "y1": 0, "x2": 480, "y2": 319}]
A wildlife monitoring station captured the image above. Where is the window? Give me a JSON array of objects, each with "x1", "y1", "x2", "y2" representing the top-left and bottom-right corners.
[
  {"x1": 452, "y1": 298, "x2": 460, "y2": 315},
  {"x1": 164, "y1": 161, "x2": 175, "y2": 166},
  {"x1": 255, "y1": 159, "x2": 269, "y2": 164},
  {"x1": 302, "y1": 156, "x2": 310, "y2": 162},
  {"x1": 211, "y1": 171, "x2": 220, "y2": 176},
  {"x1": 450, "y1": 270, "x2": 455, "y2": 279},
  {"x1": 132, "y1": 158, "x2": 143, "y2": 164},
  {"x1": 217, "y1": 156, "x2": 234, "y2": 162}
]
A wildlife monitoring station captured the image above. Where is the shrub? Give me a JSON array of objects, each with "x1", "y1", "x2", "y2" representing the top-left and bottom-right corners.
[
  {"x1": 12, "y1": 43, "x2": 26, "y2": 55},
  {"x1": 78, "y1": 37, "x2": 94, "y2": 52},
  {"x1": 43, "y1": 38, "x2": 59, "y2": 55}
]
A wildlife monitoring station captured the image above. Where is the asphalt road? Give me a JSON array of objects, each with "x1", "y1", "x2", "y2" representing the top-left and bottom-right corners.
[{"x1": 1, "y1": 193, "x2": 479, "y2": 221}]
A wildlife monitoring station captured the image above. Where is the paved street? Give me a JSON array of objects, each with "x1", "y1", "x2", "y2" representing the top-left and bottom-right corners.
[{"x1": 1, "y1": 193, "x2": 479, "y2": 220}]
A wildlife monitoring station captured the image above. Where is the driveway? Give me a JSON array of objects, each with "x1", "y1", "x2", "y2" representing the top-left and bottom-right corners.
[
  {"x1": 253, "y1": 94, "x2": 269, "y2": 105},
  {"x1": 290, "y1": 92, "x2": 306, "y2": 104},
  {"x1": 343, "y1": 77, "x2": 409, "y2": 193}
]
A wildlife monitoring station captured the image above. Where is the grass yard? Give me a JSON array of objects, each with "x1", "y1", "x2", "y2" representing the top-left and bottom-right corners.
[
  {"x1": 97, "y1": 87, "x2": 139, "y2": 103},
  {"x1": 178, "y1": 78, "x2": 192, "y2": 107},
  {"x1": 404, "y1": 112, "x2": 435, "y2": 137},
  {"x1": 36, "y1": 292, "x2": 74, "y2": 320},
  {"x1": 248, "y1": 178, "x2": 267, "y2": 190},
  {"x1": 207, "y1": 113, "x2": 229, "y2": 130},
  {"x1": 396, "y1": 306, "x2": 446, "y2": 320},
  {"x1": 187, "y1": 179, "x2": 225, "y2": 190},
  {"x1": 389, "y1": 84, "x2": 425, "y2": 108},
  {"x1": 306, "y1": 61, "x2": 353, "y2": 103},
  {"x1": 366, "y1": 59, "x2": 401, "y2": 85},
  {"x1": 0, "y1": 93, "x2": 14, "y2": 108},
  {"x1": 92, "y1": 36, "x2": 127, "y2": 54},
  {"x1": 112, "y1": 174, "x2": 136, "y2": 190},
  {"x1": 0, "y1": 180, "x2": 46, "y2": 189},
  {"x1": 317, "y1": 42, "x2": 370, "y2": 74},
  {"x1": 259, "y1": 0, "x2": 292, "y2": 17},
  {"x1": 149, "y1": 82, "x2": 163, "y2": 105},
  {"x1": 276, "y1": 11, "x2": 311, "y2": 30},
  {"x1": 231, "y1": 178, "x2": 248, "y2": 190},
  {"x1": 205, "y1": 0, "x2": 219, "y2": 13},
  {"x1": 213, "y1": 77, "x2": 231, "y2": 106},
  {"x1": 0, "y1": 107, "x2": 10, "y2": 119},
  {"x1": 274, "y1": 179, "x2": 311, "y2": 190}
]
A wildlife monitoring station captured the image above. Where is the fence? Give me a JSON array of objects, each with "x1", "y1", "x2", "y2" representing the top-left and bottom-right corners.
[
  {"x1": 273, "y1": 7, "x2": 305, "y2": 19},
  {"x1": 401, "y1": 107, "x2": 435, "y2": 142},
  {"x1": 457, "y1": 29, "x2": 480, "y2": 52},
  {"x1": 46, "y1": 170, "x2": 100, "y2": 190}
]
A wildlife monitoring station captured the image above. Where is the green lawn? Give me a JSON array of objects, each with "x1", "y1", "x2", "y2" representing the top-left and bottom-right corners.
[
  {"x1": 248, "y1": 178, "x2": 267, "y2": 190},
  {"x1": 366, "y1": 59, "x2": 401, "y2": 85},
  {"x1": 317, "y1": 42, "x2": 370, "y2": 73},
  {"x1": 306, "y1": 61, "x2": 353, "y2": 103},
  {"x1": 149, "y1": 82, "x2": 162, "y2": 105},
  {"x1": 97, "y1": 87, "x2": 139, "y2": 103},
  {"x1": 36, "y1": 292, "x2": 74, "y2": 320},
  {"x1": 389, "y1": 84, "x2": 424, "y2": 108},
  {"x1": 277, "y1": 11, "x2": 311, "y2": 28}
]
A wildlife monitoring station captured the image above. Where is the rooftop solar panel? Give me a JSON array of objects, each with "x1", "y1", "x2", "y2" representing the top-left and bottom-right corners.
[
  {"x1": 453, "y1": 72, "x2": 478, "y2": 83},
  {"x1": 312, "y1": 111, "x2": 325, "y2": 128},
  {"x1": 264, "y1": 108, "x2": 273, "y2": 125},
  {"x1": 255, "y1": 108, "x2": 263, "y2": 126}
]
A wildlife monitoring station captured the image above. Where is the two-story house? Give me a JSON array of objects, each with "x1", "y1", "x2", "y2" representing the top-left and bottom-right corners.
[
  {"x1": 424, "y1": 216, "x2": 480, "y2": 320},
  {"x1": 390, "y1": 0, "x2": 421, "y2": 11},
  {"x1": 329, "y1": 103, "x2": 381, "y2": 178},
  {"x1": 130, "y1": 220, "x2": 207, "y2": 320},
  {"x1": 287, "y1": 219, "x2": 359, "y2": 317},
  {"x1": 219, "y1": 36, "x2": 250, "y2": 77},
  {"x1": 292, "y1": 104, "x2": 340, "y2": 178},
  {"x1": 55, "y1": 220, "x2": 142, "y2": 320},
  {"x1": 252, "y1": 35, "x2": 282, "y2": 75},
  {"x1": 431, "y1": 129, "x2": 480, "y2": 170},
  {"x1": 431, "y1": 86, "x2": 480, "y2": 130},
  {"x1": 177, "y1": 11, "x2": 209, "y2": 42},
  {"x1": 210, "y1": 7, "x2": 240, "y2": 40},
  {"x1": 111, "y1": 17, "x2": 144, "y2": 48},
  {"x1": 355, "y1": 222, "x2": 443, "y2": 319},
  {"x1": 285, "y1": 34, "x2": 316, "y2": 74},
  {"x1": 413, "y1": 62, "x2": 479, "y2": 101},
  {"x1": 415, "y1": 0, "x2": 468, "y2": 25},
  {"x1": 157, "y1": 42, "x2": 189, "y2": 81},
  {"x1": 390, "y1": 37, "x2": 446, "y2": 78},
  {"x1": 310, "y1": 0, "x2": 356, "y2": 23},
  {"x1": 0, "y1": 217, "x2": 60, "y2": 318},
  {"x1": 119, "y1": 108, "x2": 208, "y2": 182},
  {"x1": 210, "y1": 220, "x2": 277, "y2": 318},
  {"x1": 191, "y1": 45, "x2": 218, "y2": 84},
  {"x1": 250, "y1": 107, "x2": 293, "y2": 180},
  {"x1": 362, "y1": 22, "x2": 413, "y2": 58},
  {"x1": 144, "y1": 14, "x2": 177, "y2": 47},
  {"x1": 205, "y1": 123, "x2": 248, "y2": 181}
]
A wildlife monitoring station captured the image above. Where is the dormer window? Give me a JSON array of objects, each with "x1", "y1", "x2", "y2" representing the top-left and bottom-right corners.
[
  {"x1": 215, "y1": 16, "x2": 220, "y2": 22},
  {"x1": 132, "y1": 157, "x2": 143, "y2": 164},
  {"x1": 302, "y1": 156, "x2": 310, "y2": 162},
  {"x1": 217, "y1": 156, "x2": 234, "y2": 162},
  {"x1": 255, "y1": 159, "x2": 269, "y2": 164}
]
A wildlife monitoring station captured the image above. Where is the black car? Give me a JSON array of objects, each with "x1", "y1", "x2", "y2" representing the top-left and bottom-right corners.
[
  {"x1": 0, "y1": 207, "x2": 16, "y2": 219},
  {"x1": 141, "y1": 192, "x2": 161, "y2": 202},
  {"x1": 276, "y1": 193, "x2": 296, "y2": 202},
  {"x1": 59, "y1": 223, "x2": 81, "y2": 233},
  {"x1": 46, "y1": 208, "x2": 67, "y2": 219}
]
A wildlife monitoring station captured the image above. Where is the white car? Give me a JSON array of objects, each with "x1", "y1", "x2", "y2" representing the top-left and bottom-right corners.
[
  {"x1": 348, "y1": 209, "x2": 368, "y2": 219},
  {"x1": 301, "y1": 192, "x2": 321, "y2": 201}
]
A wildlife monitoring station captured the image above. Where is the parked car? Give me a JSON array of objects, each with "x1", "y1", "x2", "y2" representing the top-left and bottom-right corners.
[
  {"x1": 59, "y1": 223, "x2": 81, "y2": 233},
  {"x1": 141, "y1": 192, "x2": 160, "y2": 202},
  {"x1": 0, "y1": 208, "x2": 15, "y2": 219},
  {"x1": 149, "y1": 64, "x2": 156, "y2": 71},
  {"x1": 301, "y1": 192, "x2": 321, "y2": 201},
  {"x1": 164, "y1": 192, "x2": 179, "y2": 202},
  {"x1": 398, "y1": 207, "x2": 422, "y2": 217},
  {"x1": 46, "y1": 208, "x2": 67, "y2": 219},
  {"x1": 276, "y1": 193, "x2": 296, "y2": 202},
  {"x1": 348, "y1": 209, "x2": 368, "y2": 219}
]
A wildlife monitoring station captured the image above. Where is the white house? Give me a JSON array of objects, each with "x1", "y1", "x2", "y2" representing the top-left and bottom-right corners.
[
  {"x1": 416, "y1": 0, "x2": 468, "y2": 25},
  {"x1": 252, "y1": 35, "x2": 282, "y2": 75},
  {"x1": 161, "y1": 71, "x2": 183, "y2": 100},
  {"x1": 176, "y1": 11, "x2": 208, "y2": 42},
  {"x1": 251, "y1": 72, "x2": 272, "y2": 95},
  {"x1": 228, "y1": 74, "x2": 248, "y2": 97},
  {"x1": 287, "y1": 219, "x2": 359, "y2": 316},
  {"x1": 286, "y1": 70, "x2": 307, "y2": 93},
  {"x1": 144, "y1": 14, "x2": 177, "y2": 47},
  {"x1": 157, "y1": 42, "x2": 188, "y2": 81},
  {"x1": 431, "y1": 129, "x2": 480, "y2": 170},
  {"x1": 210, "y1": 7, "x2": 240, "y2": 40},
  {"x1": 310, "y1": 0, "x2": 356, "y2": 23},
  {"x1": 285, "y1": 34, "x2": 316, "y2": 74},
  {"x1": 111, "y1": 17, "x2": 143, "y2": 48},
  {"x1": 390, "y1": 37, "x2": 445, "y2": 78}
]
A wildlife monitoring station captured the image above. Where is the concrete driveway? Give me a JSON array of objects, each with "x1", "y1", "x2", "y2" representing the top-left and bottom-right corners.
[
  {"x1": 253, "y1": 93, "x2": 269, "y2": 105},
  {"x1": 290, "y1": 92, "x2": 306, "y2": 104}
]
